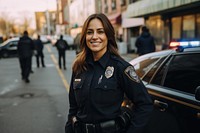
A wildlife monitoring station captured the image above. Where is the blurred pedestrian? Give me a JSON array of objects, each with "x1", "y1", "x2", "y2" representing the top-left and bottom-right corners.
[
  {"x1": 74, "y1": 33, "x2": 81, "y2": 54},
  {"x1": 55, "y1": 35, "x2": 69, "y2": 70},
  {"x1": 17, "y1": 31, "x2": 34, "y2": 83},
  {"x1": 117, "y1": 34, "x2": 123, "y2": 42},
  {"x1": 65, "y1": 13, "x2": 153, "y2": 133},
  {"x1": 135, "y1": 26, "x2": 156, "y2": 56},
  {"x1": 34, "y1": 35, "x2": 45, "y2": 68}
]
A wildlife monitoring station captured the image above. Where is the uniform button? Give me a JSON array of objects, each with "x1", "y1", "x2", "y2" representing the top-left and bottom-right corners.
[{"x1": 104, "y1": 85, "x2": 107, "y2": 88}]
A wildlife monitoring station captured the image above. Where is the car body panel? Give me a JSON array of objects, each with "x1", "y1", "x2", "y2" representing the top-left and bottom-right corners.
[{"x1": 0, "y1": 37, "x2": 19, "y2": 58}]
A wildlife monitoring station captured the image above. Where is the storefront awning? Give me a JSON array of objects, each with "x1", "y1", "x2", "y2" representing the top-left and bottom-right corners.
[
  {"x1": 122, "y1": 18, "x2": 144, "y2": 28},
  {"x1": 125, "y1": 0, "x2": 200, "y2": 18},
  {"x1": 108, "y1": 13, "x2": 122, "y2": 25}
]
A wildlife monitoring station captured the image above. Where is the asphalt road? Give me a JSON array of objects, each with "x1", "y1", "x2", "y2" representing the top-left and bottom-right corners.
[{"x1": 0, "y1": 44, "x2": 76, "y2": 133}]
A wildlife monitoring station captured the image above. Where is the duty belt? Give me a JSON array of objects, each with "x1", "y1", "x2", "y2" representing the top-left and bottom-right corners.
[
  {"x1": 85, "y1": 123, "x2": 98, "y2": 133},
  {"x1": 80, "y1": 119, "x2": 120, "y2": 133}
]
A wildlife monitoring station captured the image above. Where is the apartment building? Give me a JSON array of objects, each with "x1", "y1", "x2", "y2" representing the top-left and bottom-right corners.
[
  {"x1": 35, "y1": 11, "x2": 57, "y2": 35},
  {"x1": 68, "y1": 0, "x2": 99, "y2": 37}
]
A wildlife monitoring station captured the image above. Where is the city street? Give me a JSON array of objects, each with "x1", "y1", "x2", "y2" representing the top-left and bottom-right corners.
[
  {"x1": 0, "y1": 43, "x2": 135, "y2": 133},
  {"x1": 0, "y1": 44, "x2": 76, "y2": 133},
  {"x1": 0, "y1": 0, "x2": 199, "y2": 132}
]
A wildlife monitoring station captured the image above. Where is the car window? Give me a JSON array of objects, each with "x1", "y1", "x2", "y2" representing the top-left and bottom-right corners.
[
  {"x1": 153, "y1": 53, "x2": 200, "y2": 94},
  {"x1": 9, "y1": 41, "x2": 18, "y2": 47},
  {"x1": 131, "y1": 50, "x2": 173, "y2": 79},
  {"x1": 133, "y1": 57, "x2": 161, "y2": 78},
  {"x1": 143, "y1": 57, "x2": 166, "y2": 82}
]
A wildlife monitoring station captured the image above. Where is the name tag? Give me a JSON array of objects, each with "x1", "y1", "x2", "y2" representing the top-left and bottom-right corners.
[{"x1": 75, "y1": 78, "x2": 81, "y2": 82}]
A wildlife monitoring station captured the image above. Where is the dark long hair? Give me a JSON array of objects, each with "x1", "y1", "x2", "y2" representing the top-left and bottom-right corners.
[{"x1": 72, "y1": 13, "x2": 120, "y2": 74}]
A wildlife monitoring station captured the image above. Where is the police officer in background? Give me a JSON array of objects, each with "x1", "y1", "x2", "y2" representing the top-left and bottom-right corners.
[
  {"x1": 55, "y1": 35, "x2": 69, "y2": 70},
  {"x1": 34, "y1": 35, "x2": 45, "y2": 68},
  {"x1": 65, "y1": 13, "x2": 153, "y2": 133},
  {"x1": 135, "y1": 26, "x2": 156, "y2": 56},
  {"x1": 17, "y1": 31, "x2": 34, "y2": 83}
]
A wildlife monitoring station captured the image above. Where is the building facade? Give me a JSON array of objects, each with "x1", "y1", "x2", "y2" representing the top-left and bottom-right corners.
[
  {"x1": 59, "y1": 0, "x2": 200, "y2": 53},
  {"x1": 68, "y1": 0, "x2": 98, "y2": 38},
  {"x1": 35, "y1": 11, "x2": 57, "y2": 35},
  {"x1": 56, "y1": 0, "x2": 69, "y2": 35},
  {"x1": 125, "y1": 0, "x2": 200, "y2": 50}
]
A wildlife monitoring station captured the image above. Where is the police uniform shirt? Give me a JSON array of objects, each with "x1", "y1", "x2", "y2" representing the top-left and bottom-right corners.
[{"x1": 67, "y1": 51, "x2": 153, "y2": 133}]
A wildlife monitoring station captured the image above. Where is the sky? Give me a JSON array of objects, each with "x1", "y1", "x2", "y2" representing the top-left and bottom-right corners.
[{"x1": 0, "y1": 0, "x2": 57, "y2": 28}]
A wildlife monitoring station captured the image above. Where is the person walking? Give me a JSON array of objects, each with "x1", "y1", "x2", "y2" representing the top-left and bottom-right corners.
[
  {"x1": 65, "y1": 13, "x2": 153, "y2": 133},
  {"x1": 135, "y1": 26, "x2": 156, "y2": 56},
  {"x1": 34, "y1": 35, "x2": 45, "y2": 68},
  {"x1": 55, "y1": 35, "x2": 69, "y2": 70},
  {"x1": 17, "y1": 31, "x2": 34, "y2": 83},
  {"x1": 74, "y1": 33, "x2": 81, "y2": 54}
]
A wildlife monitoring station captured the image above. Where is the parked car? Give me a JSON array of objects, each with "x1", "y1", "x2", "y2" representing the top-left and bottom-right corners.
[
  {"x1": 51, "y1": 34, "x2": 75, "y2": 50},
  {"x1": 0, "y1": 37, "x2": 19, "y2": 58},
  {"x1": 127, "y1": 46, "x2": 200, "y2": 133}
]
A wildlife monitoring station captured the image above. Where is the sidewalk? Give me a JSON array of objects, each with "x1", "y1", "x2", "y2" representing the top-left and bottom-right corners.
[
  {"x1": 121, "y1": 53, "x2": 138, "y2": 62},
  {"x1": 121, "y1": 44, "x2": 162, "y2": 62}
]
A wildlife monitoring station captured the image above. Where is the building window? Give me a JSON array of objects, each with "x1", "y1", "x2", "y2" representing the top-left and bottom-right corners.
[
  {"x1": 183, "y1": 15, "x2": 195, "y2": 39},
  {"x1": 196, "y1": 14, "x2": 200, "y2": 39},
  {"x1": 111, "y1": 0, "x2": 116, "y2": 10},
  {"x1": 120, "y1": 0, "x2": 126, "y2": 6},
  {"x1": 146, "y1": 16, "x2": 164, "y2": 46},
  {"x1": 172, "y1": 17, "x2": 181, "y2": 39},
  {"x1": 97, "y1": 0, "x2": 102, "y2": 13},
  {"x1": 104, "y1": 0, "x2": 108, "y2": 13}
]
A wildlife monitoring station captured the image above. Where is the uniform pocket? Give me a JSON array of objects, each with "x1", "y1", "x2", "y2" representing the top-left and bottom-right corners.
[
  {"x1": 94, "y1": 81, "x2": 120, "y2": 104},
  {"x1": 98, "y1": 81, "x2": 117, "y2": 90},
  {"x1": 73, "y1": 81, "x2": 84, "y2": 105}
]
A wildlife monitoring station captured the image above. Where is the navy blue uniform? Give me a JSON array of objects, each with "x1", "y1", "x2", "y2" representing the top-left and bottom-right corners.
[
  {"x1": 55, "y1": 39, "x2": 69, "y2": 69},
  {"x1": 135, "y1": 31, "x2": 156, "y2": 56},
  {"x1": 17, "y1": 35, "x2": 34, "y2": 82},
  {"x1": 34, "y1": 39, "x2": 45, "y2": 67},
  {"x1": 66, "y1": 51, "x2": 153, "y2": 133}
]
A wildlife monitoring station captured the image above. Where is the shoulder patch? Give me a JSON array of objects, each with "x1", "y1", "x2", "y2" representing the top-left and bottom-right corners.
[{"x1": 124, "y1": 66, "x2": 140, "y2": 83}]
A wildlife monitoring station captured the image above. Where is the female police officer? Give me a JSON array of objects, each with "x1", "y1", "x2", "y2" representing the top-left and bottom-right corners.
[{"x1": 65, "y1": 13, "x2": 153, "y2": 133}]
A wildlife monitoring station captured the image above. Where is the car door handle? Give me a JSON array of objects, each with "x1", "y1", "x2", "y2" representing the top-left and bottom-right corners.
[
  {"x1": 197, "y1": 113, "x2": 200, "y2": 119},
  {"x1": 154, "y1": 100, "x2": 168, "y2": 111}
]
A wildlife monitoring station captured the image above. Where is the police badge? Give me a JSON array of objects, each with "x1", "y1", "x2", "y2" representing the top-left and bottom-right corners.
[
  {"x1": 105, "y1": 66, "x2": 114, "y2": 78},
  {"x1": 124, "y1": 66, "x2": 140, "y2": 83}
]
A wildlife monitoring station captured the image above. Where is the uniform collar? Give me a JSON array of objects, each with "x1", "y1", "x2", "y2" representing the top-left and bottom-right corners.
[
  {"x1": 87, "y1": 51, "x2": 110, "y2": 69},
  {"x1": 98, "y1": 51, "x2": 110, "y2": 68}
]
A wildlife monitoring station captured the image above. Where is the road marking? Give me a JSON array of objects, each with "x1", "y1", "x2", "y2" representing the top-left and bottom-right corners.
[
  {"x1": 46, "y1": 45, "x2": 52, "y2": 52},
  {"x1": 45, "y1": 45, "x2": 70, "y2": 92}
]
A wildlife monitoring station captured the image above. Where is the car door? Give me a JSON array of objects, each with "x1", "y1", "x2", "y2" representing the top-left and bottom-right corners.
[
  {"x1": 146, "y1": 52, "x2": 200, "y2": 133},
  {"x1": 7, "y1": 41, "x2": 18, "y2": 56}
]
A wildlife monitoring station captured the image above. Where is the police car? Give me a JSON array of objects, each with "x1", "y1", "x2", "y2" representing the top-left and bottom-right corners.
[
  {"x1": 129, "y1": 46, "x2": 200, "y2": 133},
  {"x1": 0, "y1": 37, "x2": 19, "y2": 58},
  {"x1": 169, "y1": 39, "x2": 200, "y2": 49}
]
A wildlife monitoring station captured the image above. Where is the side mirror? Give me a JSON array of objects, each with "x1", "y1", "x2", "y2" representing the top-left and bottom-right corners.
[{"x1": 195, "y1": 86, "x2": 200, "y2": 100}]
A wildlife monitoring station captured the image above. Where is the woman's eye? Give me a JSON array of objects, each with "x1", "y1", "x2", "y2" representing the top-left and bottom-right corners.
[
  {"x1": 87, "y1": 31, "x2": 93, "y2": 34},
  {"x1": 98, "y1": 30, "x2": 105, "y2": 34}
]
